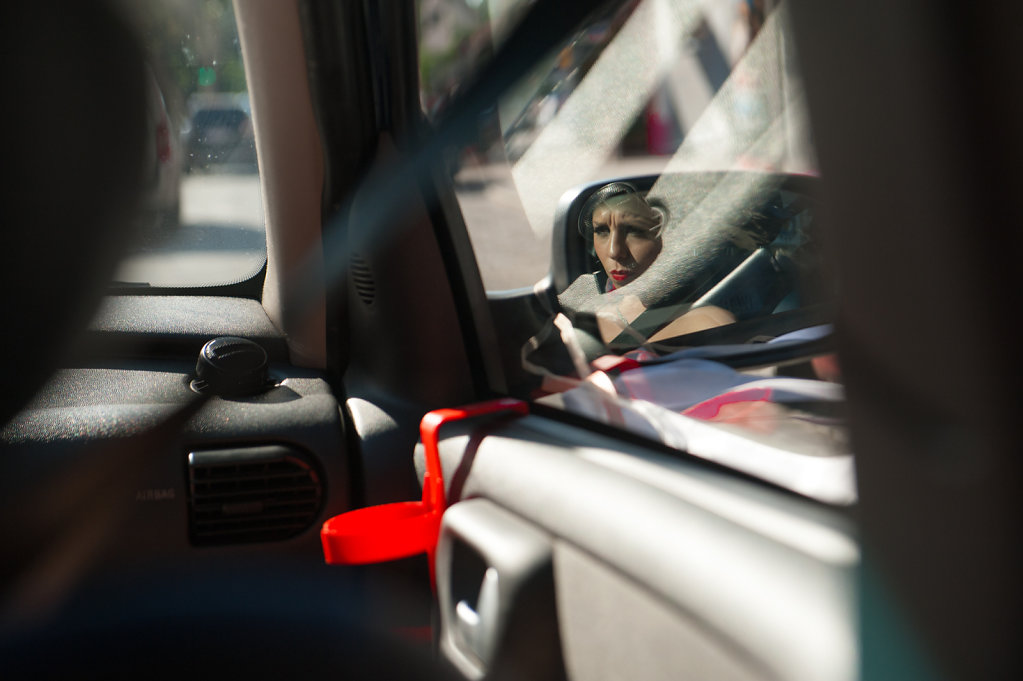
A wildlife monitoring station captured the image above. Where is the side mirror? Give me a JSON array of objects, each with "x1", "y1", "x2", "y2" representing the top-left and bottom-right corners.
[
  {"x1": 551, "y1": 174, "x2": 664, "y2": 294},
  {"x1": 549, "y1": 171, "x2": 825, "y2": 346}
]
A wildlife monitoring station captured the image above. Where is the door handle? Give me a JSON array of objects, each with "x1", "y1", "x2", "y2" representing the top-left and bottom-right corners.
[
  {"x1": 436, "y1": 498, "x2": 565, "y2": 681},
  {"x1": 453, "y1": 566, "x2": 499, "y2": 662}
]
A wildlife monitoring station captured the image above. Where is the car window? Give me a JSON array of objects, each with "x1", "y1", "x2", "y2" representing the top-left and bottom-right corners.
[
  {"x1": 423, "y1": 0, "x2": 815, "y2": 290},
  {"x1": 112, "y1": 0, "x2": 265, "y2": 289},
  {"x1": 421, "y1": 0, "x2": 849, "y2": 503}
]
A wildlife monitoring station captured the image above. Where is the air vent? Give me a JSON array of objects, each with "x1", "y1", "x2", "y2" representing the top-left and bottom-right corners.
[
  {"x1": 351, "y1": 252, "x2": 376, "y2": 305},
  {"x1": 187, "y1": 445, "x2": 324, "y2": 546}
]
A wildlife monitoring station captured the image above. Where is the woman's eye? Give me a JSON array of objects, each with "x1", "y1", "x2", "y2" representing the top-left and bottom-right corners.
[{"x1": 593, "y1": 225, "x2": 610, "y2": 236}]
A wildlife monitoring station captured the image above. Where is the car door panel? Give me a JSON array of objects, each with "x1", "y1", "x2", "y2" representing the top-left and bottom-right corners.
[{"x1": 424, "y1": 415, "x2": 858, "y2": 681}]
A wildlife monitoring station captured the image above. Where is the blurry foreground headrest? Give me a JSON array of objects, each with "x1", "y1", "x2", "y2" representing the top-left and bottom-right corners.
[{"x1": 1, "y1": 1, "x2": 147, "y2": 426}]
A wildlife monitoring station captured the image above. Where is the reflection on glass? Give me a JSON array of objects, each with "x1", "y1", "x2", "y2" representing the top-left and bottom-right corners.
[
  {"x1": 558, "y1": 171, "x2": 822, "y2": 350},
  {"x1": 419, "y1": 2, "x2": 849, "y2": 496}
]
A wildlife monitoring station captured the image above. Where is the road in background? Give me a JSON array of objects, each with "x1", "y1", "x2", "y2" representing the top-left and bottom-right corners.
[{"x1": 116, "y1": 172, "x2": 265, "y2": 287}]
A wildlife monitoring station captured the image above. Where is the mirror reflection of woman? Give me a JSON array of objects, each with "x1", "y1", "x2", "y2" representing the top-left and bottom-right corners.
[
  {"x1": 576, "y1": 181, "x2": 736, "y2": 344},
  {"x1": 580, "y1": 182, "x2": 663, "y2": 290}
]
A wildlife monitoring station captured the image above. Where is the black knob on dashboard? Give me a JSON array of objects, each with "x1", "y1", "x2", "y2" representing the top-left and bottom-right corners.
[{"x1": 192, "y1": 336, "x2": 269, "y2": 397}]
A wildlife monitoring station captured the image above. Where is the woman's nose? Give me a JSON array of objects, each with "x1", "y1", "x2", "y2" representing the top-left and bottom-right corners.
[{"x1": 608, "y1": 230, "x2": 628, "y2": 262}]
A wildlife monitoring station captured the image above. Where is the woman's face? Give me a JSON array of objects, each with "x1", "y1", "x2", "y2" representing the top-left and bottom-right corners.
[{"x1": 591, "y1": 194, "x2": 663, "y2": 288}]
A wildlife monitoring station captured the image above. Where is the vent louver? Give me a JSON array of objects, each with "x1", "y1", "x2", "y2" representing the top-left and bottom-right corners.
[
  {"x1": 188, "y1": 445, "x2": 324, "y2": 545},
  {"x1": 351, "y1": 252, "x2": 376, "y2": 305}
]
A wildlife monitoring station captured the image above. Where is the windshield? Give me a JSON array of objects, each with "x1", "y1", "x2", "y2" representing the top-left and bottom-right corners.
[
  {"x1": 113, "y1": 0, "x2": 265, "y2": 289},
  {"x1": 422, "y1": 0, "x2": 850, "y2": 504}
]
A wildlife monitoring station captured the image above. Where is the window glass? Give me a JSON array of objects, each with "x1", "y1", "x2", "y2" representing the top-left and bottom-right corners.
[
  {"x1": 113, "y1": 0, "x2": 265, "y2": 288},
  {"x1": 422, "y1": 0, "x2": 814, "y2": 290},
  {"x1": 421, "y1": 0, "x2": 850, "y2": 504}
]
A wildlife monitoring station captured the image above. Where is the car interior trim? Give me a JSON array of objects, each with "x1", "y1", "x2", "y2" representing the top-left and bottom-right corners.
[{"x1": 235, "y1": 0, "x2": 327, "y2": 368}]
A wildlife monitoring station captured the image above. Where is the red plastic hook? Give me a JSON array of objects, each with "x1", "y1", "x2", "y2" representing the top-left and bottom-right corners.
[{"x1": 320, "y1": 398, "x2": 528, "y2": 567}]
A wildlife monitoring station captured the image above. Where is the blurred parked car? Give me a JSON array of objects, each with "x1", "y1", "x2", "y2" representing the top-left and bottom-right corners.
[
  {"x1": 183, "y1": 93, "x2": 257, "y2": 173},
  {"x1": 141, "y1": 67, "x2": 181, "y2": 228}
]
